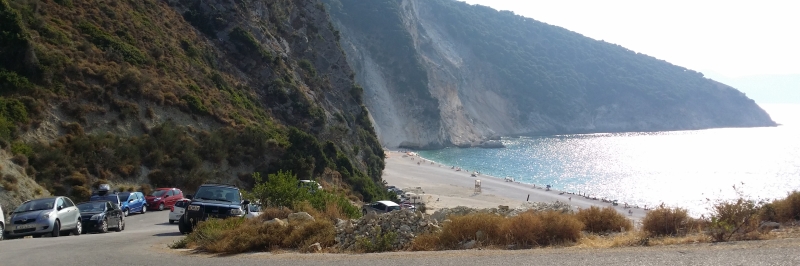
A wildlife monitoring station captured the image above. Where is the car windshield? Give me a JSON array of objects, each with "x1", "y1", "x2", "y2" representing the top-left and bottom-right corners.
[
  {"x1": 248, "y1": 204, "x2": 261, "y2": 212},
  {"x1": 77, "y1": 202, "x2": 106, "y2": 212},
  {"x1": 193, "y1": 186, "x2": 241, "y2": 203},
  {"x1": 117, "y1": 192, "x2": 130, "y2": 201},
  {"x1": 14, "y1": 198, "x2": 56, "y2": 212},
  {"x1": 151, "y1": 190, "x2": 168, "y2": 197}
]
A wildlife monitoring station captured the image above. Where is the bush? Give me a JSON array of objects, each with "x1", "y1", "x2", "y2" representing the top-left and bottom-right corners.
[
  {"x1": 537, "y1": 211, "x2": 584, "y2": 245},
  {"x1": 436, "y1": 212, "x2": 504, "y2": 248},
  {"x1": 64, "y1": 172, "x2": 88, "y2": 186},
  {"x1": 762, "y1": 191, "x2": 800, "y2": 223},
  {"x1": 708, "y1": 198, "x2": 762, "y2": 242},
  {"x1": 642, "y1": 204, "x2": 690, "y2": 236},
  {"x1": 71, "y1": 185, "x2": 92, "y2": 200},
  {"x1": 577, "y1": 206, "x2": 633, "y2": 233},
  {"x1": 180, "y1": 214, "x2": 335, "y2": 254},
  {"x1": 356, "y1": 226, "x2": 397, "y2": 253},
  {"x1": 140, "y1": 184, "x2": 152, "y2": 196},
  {"x1": 1, "y1": 180, "x2": 17, "y2": 192},
  {"x1": 500, "y1": 211, "x2": 544, "y2": 247},
  {"x1": 419, "y1": 211, "x2": 583, "y2": 250}
]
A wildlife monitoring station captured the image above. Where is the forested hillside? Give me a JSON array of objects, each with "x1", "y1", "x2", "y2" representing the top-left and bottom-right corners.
[
  {"x1": 326, "y1": 0, "x2": 776, "y2": 148},
  {"x1": 0, "y1": 0, "x2": 391, "y2": 210}
]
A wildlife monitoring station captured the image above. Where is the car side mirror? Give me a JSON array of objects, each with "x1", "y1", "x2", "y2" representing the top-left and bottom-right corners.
[
  {"x1": 57, "y1": 205, "x2": 63, "y2": 211},
  {"x1": 129, "y1": 199, "x2": 135, "y2": 202},
  {"x1": 164, "y1": 195, "x2": 169, "y2": 198},
  {"x1": 242, "y1": 200, "x2": 250, "y2": 205},
  {"x1": 186, "y1": 195, "x2": 193, "y2": 200}
]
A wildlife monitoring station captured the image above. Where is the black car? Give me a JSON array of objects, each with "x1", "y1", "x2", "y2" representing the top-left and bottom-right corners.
[
  {"x1": 76, "y1": 201, "x2": 124, "y2": 233},
  {"x1": 178, "y1": 183, "x2": 249, "y2": 234}
]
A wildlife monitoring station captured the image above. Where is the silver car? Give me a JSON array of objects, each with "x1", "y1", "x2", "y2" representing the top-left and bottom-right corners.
[
  {"x1": 1, "y1": 203, "x2": 5, "y2": 241},
  {"x1": 4, "y1": 197, "x2": 82, "y2": 239}
]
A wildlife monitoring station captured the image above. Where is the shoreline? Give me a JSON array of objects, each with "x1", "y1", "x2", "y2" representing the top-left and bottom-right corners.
[{"x1": 382, "y1": 150, "x2": 649, "y2": 222}]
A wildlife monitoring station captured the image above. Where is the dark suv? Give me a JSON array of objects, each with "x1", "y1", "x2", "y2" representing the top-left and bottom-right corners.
[{"x1": 178, "y1": 183, "x2": 249, "y2": 234}]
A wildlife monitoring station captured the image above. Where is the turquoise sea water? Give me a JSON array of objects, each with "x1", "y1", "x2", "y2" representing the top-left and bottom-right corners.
[{"x1": 417, "y1": 104, "x2": 800, "y2": 216}]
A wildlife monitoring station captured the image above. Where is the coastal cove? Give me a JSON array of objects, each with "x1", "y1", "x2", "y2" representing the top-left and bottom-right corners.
[{"x1": 415, "y1": 104, "x2": 800, "y2": 216}]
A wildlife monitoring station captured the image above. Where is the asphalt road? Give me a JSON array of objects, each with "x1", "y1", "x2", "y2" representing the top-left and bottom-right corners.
[{"x1": 1, "y1": 210, "x2": 799, "y2": 266}]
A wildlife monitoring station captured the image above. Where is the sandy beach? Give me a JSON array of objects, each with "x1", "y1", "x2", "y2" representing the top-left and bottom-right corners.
[{"x1": 382, "y1": 151, "x2": 648, "y2": 222}]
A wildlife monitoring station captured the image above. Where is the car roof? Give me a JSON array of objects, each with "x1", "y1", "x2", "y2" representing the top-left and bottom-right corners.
[
  {"x1": 376, "y1": 200, "x2": 399, "y2": 206},
  {"x1": 154, "y1": 187, "x2": 178, "y2": 190},
  {"x1": 200, "y1": 183, "x2": 238, "y2": 188}
]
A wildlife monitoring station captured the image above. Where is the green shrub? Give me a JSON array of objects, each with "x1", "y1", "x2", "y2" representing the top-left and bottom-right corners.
[
  {"x1": 356, "y1": 227, "x2": 397, "y2": 253},
  {"x1": 298, "y1": 60, "x2": 316, "y2": 77},
  {"x1": 77, "y1": 21, "x2": 147, "y2": 64},
  {"x1": 708, "y1": 198, "x2": 762, "y2": 242},
  {"x1": 10, "y1": 141, "x2": 32, "y2": 156},
  {"x1": 182, "y1": 94, "x2": 209, "y2": 115},
  {"x1": 0, "y1": 70, "x2": 34, "y2": 94},
  {"x1": 229, "y1": 26, "x2": 272, "y2": 60}
]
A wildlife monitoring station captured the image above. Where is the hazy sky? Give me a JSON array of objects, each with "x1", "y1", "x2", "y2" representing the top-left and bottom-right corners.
[{"x1": 460, "y1": 0, "x2": 800, "y2": 79}]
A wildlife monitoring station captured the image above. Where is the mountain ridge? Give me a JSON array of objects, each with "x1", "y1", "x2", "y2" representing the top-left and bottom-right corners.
[{"x1": 325, "y1": 0, "x2": 775, "y2": 149}]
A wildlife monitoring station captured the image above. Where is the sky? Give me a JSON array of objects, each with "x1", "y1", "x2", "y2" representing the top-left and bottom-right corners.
[{"x1": 459, "y1": 0, "x2": 800, "y2": 103}]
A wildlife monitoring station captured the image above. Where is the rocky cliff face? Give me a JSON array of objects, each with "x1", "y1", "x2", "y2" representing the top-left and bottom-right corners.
[
  {"x1": 0, "y1": 0, "x2": 390, "y2": 205},
  {"x1": 326, "y1": 0, "x2": 776, "y2": 149}
]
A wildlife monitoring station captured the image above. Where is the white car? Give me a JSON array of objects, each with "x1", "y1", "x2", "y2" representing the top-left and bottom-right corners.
[
  {"x1": 1, "y1": 204, "x2": 5, "y2": 241},
  {"x1": 362, "y1": 200, "x2": 401, "y2": 215},
  {"x1": 168, "y1": 199, "x2": 190, "y2": 224},
  {"x1": 244, "y1": 204, "x2": 262, "y2": 219}
]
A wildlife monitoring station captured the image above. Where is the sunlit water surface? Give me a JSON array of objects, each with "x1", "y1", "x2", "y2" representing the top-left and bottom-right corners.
[{"x1": 417, "y1": 104, "x2": 800, "y2": 216}]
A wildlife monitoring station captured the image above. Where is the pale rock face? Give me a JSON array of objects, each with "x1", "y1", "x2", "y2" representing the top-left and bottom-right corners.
[{"x1": 329, "y1": 0, "x2": 775, "y2": 149}]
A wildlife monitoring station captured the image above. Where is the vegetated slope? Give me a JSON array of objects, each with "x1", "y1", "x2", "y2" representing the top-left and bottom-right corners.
[
  {"x1": 0, "y1": 0, "x2": 391, "y2": 208},
  {"x1": 325, "y1": 0, "x2": 776, "y2": 149}
]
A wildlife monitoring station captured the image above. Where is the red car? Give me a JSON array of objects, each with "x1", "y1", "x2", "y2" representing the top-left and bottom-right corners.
[{"x1": 145, "y1": 188, "x2": 184, "y2": 211}]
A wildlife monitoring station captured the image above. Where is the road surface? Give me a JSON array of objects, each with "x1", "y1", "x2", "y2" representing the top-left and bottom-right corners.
[{"x1": 1, "y1": 209, "x2": 799, "y2": 265}]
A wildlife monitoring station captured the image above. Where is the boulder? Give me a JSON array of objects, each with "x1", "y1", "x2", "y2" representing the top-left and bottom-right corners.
[
  {"x1": 308, "y1": 242, "x2": 322, "y2": 252},
  {"x1": 264, "y1": 218, "x2": 287, "y2": 227},
  {"x1": 288, "y1": 212, "x2": 315, "y2": 224}
]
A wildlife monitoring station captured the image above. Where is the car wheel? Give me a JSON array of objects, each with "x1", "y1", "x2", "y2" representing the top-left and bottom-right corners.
[
  {"x1": 141, "y1": 206, "x2": 147, "y2": 214},
  {"x1": 178, "y1": 219, "x2": 192, "y2": 234},
  {"x1": 72, "y1": 220, "x2": 82, "y2": 236},
  {"x1": 123, "y1": 208, "x2": 129, "y2": 217},
  {"x1": 121, "y1": 219, "x2": 125, "y2": 231},
  {"x1": 158, "y1": 203, "x2": 165, "y2": 211},
  {"x1": 50, "y1": 220, "x2": 61, "y2": 237},
  {"x1": 99, "y1": 219, "x2": 108, "y2": 233},
  {"x1": 0, "y1": 224, "x2": 4, "y2": 241},
  {"x1": 114, "y1": 218, "x2": 122, "y2": 232}
]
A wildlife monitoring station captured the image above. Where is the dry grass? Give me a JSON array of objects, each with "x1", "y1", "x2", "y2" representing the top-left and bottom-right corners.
[
  {"x1": 642, "y1": 204, "x2": 690, "y2": 236},
  {"x1": 412, "y1": 211, "x2": 583, "y2": 250},
  {"x1": 409, "y1": 233, "x2": 440, "y2": 251},
  {"x1": 576, "y1": 231, "x2": 648, "y2": 248},
  {"x1": 762, "y1": 191, "x2": 800, "y2": 223},
  {"x1": 436, "y1": 212, "x2": 505, "y2": 248},
  {"x1": 577, "y1": 206, "x2": 633, "y2": 233},
  {"x1": 185, "y1": 216, "x2": 335, "y2": 254},
  {"x1": 258, "y1": 207, "x2": 293, "y2": 221}
]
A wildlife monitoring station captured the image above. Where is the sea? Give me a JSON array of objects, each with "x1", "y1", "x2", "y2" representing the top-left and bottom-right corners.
[{"x1": 417, "y1": 104, "x2": 800, "y2": 216}]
